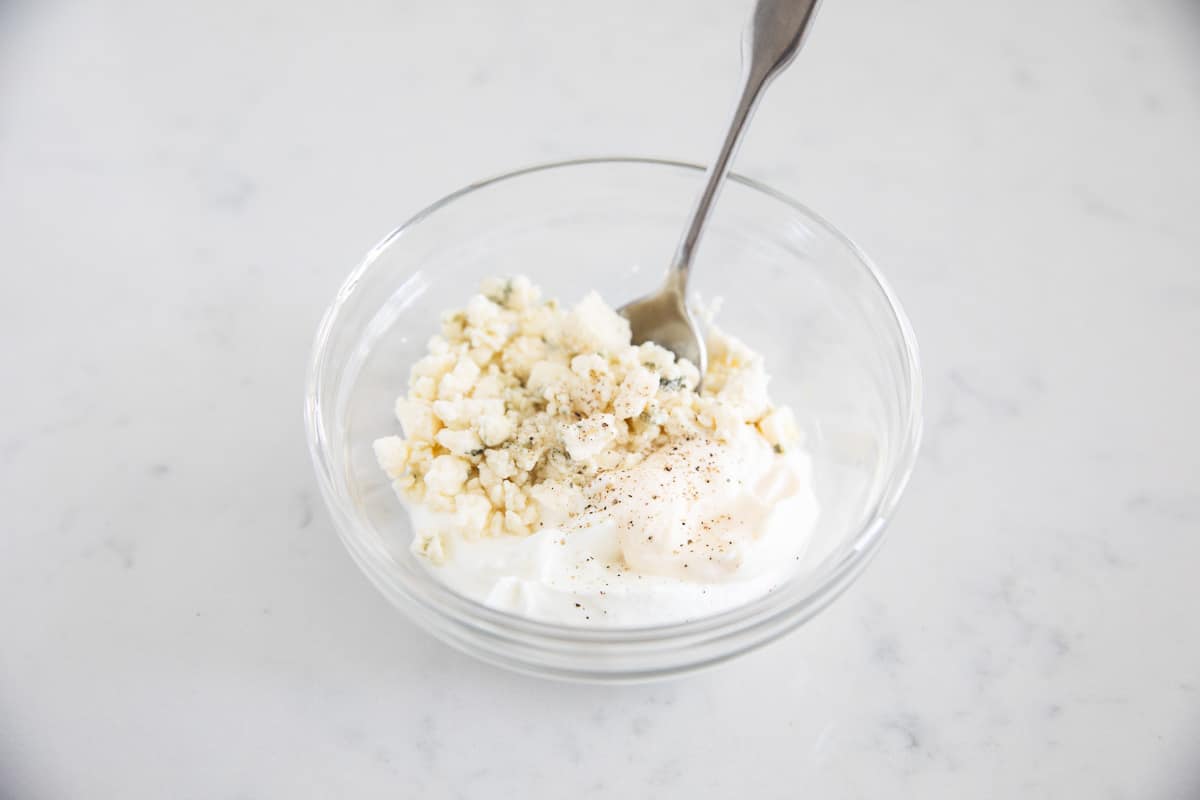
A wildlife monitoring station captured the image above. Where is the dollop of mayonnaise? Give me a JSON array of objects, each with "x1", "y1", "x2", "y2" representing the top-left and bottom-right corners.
[{"x1": 406, "y1": 437, "x2": 817, "y2": 627}]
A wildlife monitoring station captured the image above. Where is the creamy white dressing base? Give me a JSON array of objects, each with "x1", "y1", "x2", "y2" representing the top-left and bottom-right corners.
[
  {"x1": 406, "y1": 438, "x2": 818, "y2": 627},
  {"x1": 375, "y1": 278, "x2": 819, "y2": 627}
]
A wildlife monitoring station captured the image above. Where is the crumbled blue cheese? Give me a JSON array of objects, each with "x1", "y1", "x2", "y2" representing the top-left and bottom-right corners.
[{"x1": 372, "y1": 276, "x2": 800, "y2": 541}]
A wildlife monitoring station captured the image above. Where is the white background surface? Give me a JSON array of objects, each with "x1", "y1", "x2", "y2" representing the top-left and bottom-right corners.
[{"x1": 2, "y1": 0, "x2": 1199, "y2": 797}]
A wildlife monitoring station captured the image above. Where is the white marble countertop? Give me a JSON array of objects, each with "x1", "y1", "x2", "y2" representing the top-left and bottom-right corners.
[{"x1": 3, "y1": 0, "x2": 1198, "y2": 796}]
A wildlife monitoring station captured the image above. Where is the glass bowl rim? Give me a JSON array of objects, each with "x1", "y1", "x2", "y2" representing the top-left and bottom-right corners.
[{"x1": 305, "y1": 156, "x2": 923, "y2": 655}]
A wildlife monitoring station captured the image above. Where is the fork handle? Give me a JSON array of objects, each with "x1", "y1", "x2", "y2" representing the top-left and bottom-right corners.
[{"x1": 669, "y1": 0, "x2": 822, "y2": 286}]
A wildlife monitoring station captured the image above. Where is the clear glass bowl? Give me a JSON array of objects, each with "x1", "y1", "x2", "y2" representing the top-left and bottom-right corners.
[{"x1": 305, "y1": 158, "x2": 922, "y2": 682}]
